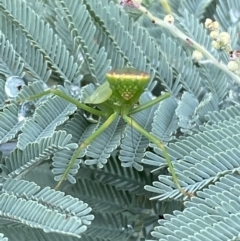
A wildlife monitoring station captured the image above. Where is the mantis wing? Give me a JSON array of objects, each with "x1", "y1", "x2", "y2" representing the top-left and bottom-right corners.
[{"x1": 84, "y1": 81, "x2": 112, "y2": 104}]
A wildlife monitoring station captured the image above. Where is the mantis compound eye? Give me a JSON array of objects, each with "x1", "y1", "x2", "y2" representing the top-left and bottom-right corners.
[{"x1": 5, "y1": 76, "x2": 25, "y2": 98}]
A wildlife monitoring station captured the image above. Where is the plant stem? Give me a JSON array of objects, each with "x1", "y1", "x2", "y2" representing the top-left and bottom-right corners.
[{"x1": 137, "y1": 5, "x2": 240, "y2": 85}]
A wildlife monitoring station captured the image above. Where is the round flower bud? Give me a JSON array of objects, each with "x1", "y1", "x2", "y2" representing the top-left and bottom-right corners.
[
  {"x1": 212, "y1": 40, "x2": 221, "y2": 50},
  {"x1": 119, "y1": 0, "x2": 141, "y2": 7},
  {"x1": 5, "y1": 76, "x2": 25, "y2": 98},
  {"x1": 211, "y1": 21, "x2": 219, "y2": 30},
  {"x1": 192, "y1": 50, "x2": 203, "y2": 61},
  {"x1": 219, "y1": 32, "x2": 230, "y2": 46},
  {"x1": 210, "y1": 30, "x2": 219, "y2": 39},
  {"x1": 164, "y1": 14, "x2": 174, "y2": 24},
  {"x1": 227, "y1": 61, "x2": 239, "y2": 72},
  {"x1": 205, "y1": 18, "x2": 212, "y2": 29}
]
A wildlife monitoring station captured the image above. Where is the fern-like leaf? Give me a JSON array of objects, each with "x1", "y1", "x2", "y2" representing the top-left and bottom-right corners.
[
  {"x1": 179, "y1": 0, "x2": 213, "y2": 20},
  {"x1": 2, "y1": 131, "x2": 77, "y2": 178},
  {"x1": 52, "y1": 110, "x2": 97, "y2": 184},
  {"x1": 0, "y1": 0, "x2": 81, "y2": 84},
  {"x1": 0, "y1": 104, "x2": 24, "y2": 145},
  {"x1": 0, "y1": 16, "x2": 51, "y2": 83},
  {"x1": 120, "y1": 93, "x2": 157, "y2": 171},
  {"x1": 176, "y1": 91, "x2": 199, "y2": 133},
  {"x1": 151, "y1": 173, "x2": 240, "y2": 241},
  {"x1": 0, "y1": 178, "x2": 92, "y2": 238},
  {"x1": 0, "y1": 31, "x2": 24, "y2": 77},
  {"x1": 18, "y1": 90, "x2": 76, "y2": 149},
  {"x1": 86, "y1": 118, "x2": 121, "y2": 166},
  {"x1": 151, "y1": 96, "x2": 178, "y2": 142},
  {"x1": 87, "y1": 212, "x2": 134, "y2": 240},
  {"x1": 145, "y1": 104, "x2": 240, "y2": 200}
]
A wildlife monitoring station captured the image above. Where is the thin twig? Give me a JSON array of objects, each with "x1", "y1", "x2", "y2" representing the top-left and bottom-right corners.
[{"x1": 136, "y1": 4, "x2": 240, "y2": 85}]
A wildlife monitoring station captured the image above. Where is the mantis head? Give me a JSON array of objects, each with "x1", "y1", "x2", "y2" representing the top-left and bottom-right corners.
[
  {"x1": 106, "y1": 68, "x2": 151, "y2": 104},
  {"x1": 85, "y1": 68, "x2": 151, "y2": 105}
]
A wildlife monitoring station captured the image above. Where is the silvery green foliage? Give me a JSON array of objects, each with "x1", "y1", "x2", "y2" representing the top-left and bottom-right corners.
[{"x1": 0, "y1": 0, "x2": 239, "y2": 240}]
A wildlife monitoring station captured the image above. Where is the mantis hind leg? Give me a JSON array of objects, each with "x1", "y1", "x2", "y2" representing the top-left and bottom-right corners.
[
  {"x1": 55, "y1": 111, "x2": 119, "y2": 189},
  {"x1": 122, "y1": 114, "x2": 191, "y2": 197}
]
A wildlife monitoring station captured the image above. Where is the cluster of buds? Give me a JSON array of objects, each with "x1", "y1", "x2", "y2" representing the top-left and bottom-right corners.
[
  {"x1": 164, "y1": 14, "x2": 174, "y2": 24},
  {"x1": 205, "y1": 18, "x2": 230, "y2": 50},
  {"x1": 192, "y1": 50, "x2": 203, "y2": 62},
  {"x1": 205, "y1": 18, "x2": 240, "y2": 75}
]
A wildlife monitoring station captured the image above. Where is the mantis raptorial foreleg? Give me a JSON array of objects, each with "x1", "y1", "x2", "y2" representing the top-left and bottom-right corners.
[
  {"x1": 18, "y1": 87, "x2": 106, "y2": 117},
  {"x1": 130, "y1": 92, "x2": 171, "y2": 115}
]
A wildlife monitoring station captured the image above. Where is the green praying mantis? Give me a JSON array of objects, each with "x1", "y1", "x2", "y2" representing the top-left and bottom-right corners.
[{"x1": 19, "y1": 68, "x2": 189, "y2": 196}]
